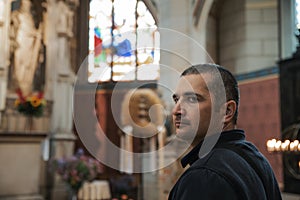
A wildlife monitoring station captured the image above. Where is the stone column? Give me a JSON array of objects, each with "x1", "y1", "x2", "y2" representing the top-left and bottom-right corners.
[
  {"x1": 44, "y1": 1, "x2": 79, "y2": 199},
  {"x1": 0, "y1": 0, "x2": 12, "y2": 129},
  {"x1": 48, "y1": 0, "x2": 78, "y2": 135}
]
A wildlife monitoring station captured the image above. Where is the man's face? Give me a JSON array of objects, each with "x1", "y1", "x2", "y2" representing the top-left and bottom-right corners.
[{"x1": 172, "y1": 74, "x2": 212, "y2": 143}]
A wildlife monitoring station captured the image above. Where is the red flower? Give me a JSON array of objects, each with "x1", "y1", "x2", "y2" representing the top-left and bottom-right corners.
[
  {"x1": 14, "y1": 88, "x2": 46, "y2": 117},
  {"x1": 16, "y1": 88, "x2": 26, "y2": 103}
]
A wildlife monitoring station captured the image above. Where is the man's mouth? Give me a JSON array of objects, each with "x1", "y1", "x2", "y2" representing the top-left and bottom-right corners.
[{"x1": 175, "y1": 120, "x2": 190, "y2": 128}]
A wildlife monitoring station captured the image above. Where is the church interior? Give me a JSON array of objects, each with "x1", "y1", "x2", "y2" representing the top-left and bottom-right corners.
[{"x1": 1, "y1": 0, "x2": 300, "y2": 199}]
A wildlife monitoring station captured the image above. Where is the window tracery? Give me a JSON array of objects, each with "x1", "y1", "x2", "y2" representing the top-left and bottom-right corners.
[{"x1": 88, "y1": 0, "x2": 159, "y2": 82}]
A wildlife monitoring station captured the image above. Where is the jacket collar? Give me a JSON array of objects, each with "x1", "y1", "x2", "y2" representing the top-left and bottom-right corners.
[{"x1": 181, "y1": 129, "x2": 245, "y2": 168}]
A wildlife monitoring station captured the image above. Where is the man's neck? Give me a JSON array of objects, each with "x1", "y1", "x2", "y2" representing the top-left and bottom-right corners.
[{"x1": 223, "y1": 122, "x2": 236, "y2": 131}]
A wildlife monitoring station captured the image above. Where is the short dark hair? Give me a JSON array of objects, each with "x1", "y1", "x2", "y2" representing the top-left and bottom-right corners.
[{"x1": 181, "y1": 63, "x2": 240, "y2": 124}]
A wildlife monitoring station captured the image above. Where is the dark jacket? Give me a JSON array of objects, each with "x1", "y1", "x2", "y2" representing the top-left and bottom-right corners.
[{"x1": 168, "y1": 129, "x2": 282, "y2": 200}]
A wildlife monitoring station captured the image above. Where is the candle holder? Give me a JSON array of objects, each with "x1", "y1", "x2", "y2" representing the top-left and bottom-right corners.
[
  {"x1": 266, "y1": 123, "x2": 300, "y2": 180},
  {"x1": 266, "y1": 139, "x2": 300, "y2": 153}
]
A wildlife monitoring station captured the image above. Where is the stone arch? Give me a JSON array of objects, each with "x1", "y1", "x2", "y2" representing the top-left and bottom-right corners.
[
  {"x1": 196, "y1": 0, "x2": 215, "y2": 32},
  {"x1": 191, "y1": 0, "x2": 216, "y2": 64},
  {"x1": 142, "y1": 0, "x2": 158, "y2": 24},
  {"x1": 194, "y1": 0, "x2": 246, "y2": 73}
]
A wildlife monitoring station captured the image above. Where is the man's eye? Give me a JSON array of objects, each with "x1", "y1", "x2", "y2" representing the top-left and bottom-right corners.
[
  {"x1": 187, "y1": 96, "x2": 198, "y2": 103},
  {"x1": 173, "y1": 97, "x2": 179, "y2": 103}
]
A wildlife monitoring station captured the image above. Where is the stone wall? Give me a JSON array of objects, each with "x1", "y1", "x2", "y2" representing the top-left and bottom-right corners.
[
  {"x1": 218, "y1": 0, "x2": 246, "y2": 72},
  {"x1": 241, "y1": 0, "x2": 278, "y2": 73},
  {"x1": 204, "y1": 0, "x2": 279, "y2": 74}
]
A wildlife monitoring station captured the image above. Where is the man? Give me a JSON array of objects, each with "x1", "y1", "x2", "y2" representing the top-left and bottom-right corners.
[{"x1": 168, "y1": 64, "x2": 281, "y2": 200}]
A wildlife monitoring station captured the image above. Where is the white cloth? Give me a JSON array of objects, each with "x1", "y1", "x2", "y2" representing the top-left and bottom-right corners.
[{"x1": 78, "y1": 180, "x2": 111, "y2": 200}]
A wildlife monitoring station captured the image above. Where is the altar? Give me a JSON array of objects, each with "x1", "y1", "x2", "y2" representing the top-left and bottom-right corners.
[
  {"x1": 0, "y1": 132, "x2": 47, "y2": 199},
  {"x1": 0, "y1": 0, "x2": 82, "y2": 199}
]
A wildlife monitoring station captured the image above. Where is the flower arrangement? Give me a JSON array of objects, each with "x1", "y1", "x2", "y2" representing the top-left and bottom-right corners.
[
  {"x1": 14, "y1": 88, "x2": 46, "y2": 117},
  {"x1": 51, "y1": 149, "x2": 102, "y2": 192}
]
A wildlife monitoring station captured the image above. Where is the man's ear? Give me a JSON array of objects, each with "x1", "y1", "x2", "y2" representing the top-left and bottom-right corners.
[{"x1": 224, "y1": 100, "x2": 237, "y2": 124}]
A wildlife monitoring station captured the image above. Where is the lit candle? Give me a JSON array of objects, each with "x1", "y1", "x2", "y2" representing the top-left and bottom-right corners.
[
  {"x1": 290, "y1": 142, "x2": 295, "y2": 151},
  {"x1": 284, "y1": 140, "x2": 290, "y2": 146},
  {"x1": 294, "y1": 140, "x2": 299, "y2": 151},
  {"x1": 284, "y1": 140, "x2": 290, "y2": 151},
  {"x1": 267, "y1": 139, "x2": 276, "y2": 152},
  {"x1": 281, "y1": 142, "x2": 288, "y2": 152},
  {"x1": 275, "y1": 140, "x2": 282, "y2": 152}
]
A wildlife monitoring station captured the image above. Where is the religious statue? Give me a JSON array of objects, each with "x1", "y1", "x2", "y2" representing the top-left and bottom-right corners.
[
  {"x1": 56, "y1": 0, "x2": 75, "y2": 38},
  {"x1": 10, "y1": 0, "x2": 46, "y2": 96},
  {"x1": 56, "y1": 0, "x2": 75, "y2": 75},
  {"x1": 0, "y1": 0, "x2": 5, "y2": 25}
]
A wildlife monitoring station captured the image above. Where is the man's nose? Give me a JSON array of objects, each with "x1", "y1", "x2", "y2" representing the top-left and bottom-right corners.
[{"x1": 172, "y1": 100, "x2": 185, "y2": 116}]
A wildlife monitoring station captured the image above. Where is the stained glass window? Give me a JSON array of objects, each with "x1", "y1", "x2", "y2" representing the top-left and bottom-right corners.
[
  {"x1": 89, "y1": 0, "x2": 159, "y2": 83},
  {"x1": 296, "y1": 0, "x2": 300, "y2": 28}
]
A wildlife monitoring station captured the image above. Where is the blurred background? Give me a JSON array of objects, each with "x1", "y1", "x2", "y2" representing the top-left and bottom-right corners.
[{"x1": 0, "y1": 0, "x2": 300, "y2": 199}]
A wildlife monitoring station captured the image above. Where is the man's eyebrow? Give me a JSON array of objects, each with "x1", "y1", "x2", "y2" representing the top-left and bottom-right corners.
[
  {"x1": 183, "y1": 92, "x2": 204, "y2": 98},
  {"x1": 172, "y1": 92, "x2": 206, "y2": 100}
]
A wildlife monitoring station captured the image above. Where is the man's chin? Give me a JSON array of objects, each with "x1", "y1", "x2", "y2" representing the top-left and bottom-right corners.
[{"x1": 175, "y1": 130, "x2": 197, "y2": 143}]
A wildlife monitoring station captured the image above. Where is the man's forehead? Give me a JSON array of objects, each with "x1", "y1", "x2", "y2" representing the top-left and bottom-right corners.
[{"x1": 176, "y1": 74, "x2": 210, "y2": 93}]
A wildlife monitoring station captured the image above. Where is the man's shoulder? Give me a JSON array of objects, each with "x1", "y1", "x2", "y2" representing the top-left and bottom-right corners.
[
  {"x1": 170, "y1": 160, "x2": 240, "y2": 200},
  {"x1": 187, "y1": 143, "x2": 265, "y2": 183},
  {"x1": 190, "y1": 146, "x2": 247, "y2": 169},
  {"x1": 180, "y1": 148, "x2": 245, "y2": 184}
]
